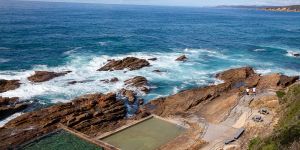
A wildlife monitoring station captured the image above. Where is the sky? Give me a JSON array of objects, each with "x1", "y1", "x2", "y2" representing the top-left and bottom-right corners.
[{"x1": 22, "y1": 0, "x2": 300, "y2": 7}]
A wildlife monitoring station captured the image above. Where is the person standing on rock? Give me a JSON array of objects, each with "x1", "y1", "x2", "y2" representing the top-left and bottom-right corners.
[
  {"x1": 253, "y1": 87, "x2": 256, "y2": 96},
  {"x1": 246, "y1": 88, "x2": 250, "y2": 95}
]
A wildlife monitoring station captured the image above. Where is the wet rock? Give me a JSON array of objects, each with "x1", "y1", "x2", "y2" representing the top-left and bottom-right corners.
[
  {"x1": 100, "y1": 77, "x2": 119, "y2": 83},
  {"x1": 175, "y1": 55, "x2": 188, "y2": 61},
  {"x1": 0, "y1": 93, "x2": 126, "y2": 149},
  {"x1": 153, "y1": 69, "x2": 162, "y2": 73},
  {"x1": 216, "y1": 67, "x2": 255, "y2": 83},
  {"x1": 28, "y1": 71, "x2": 71, "y2": 82},
  {"x1": 293, "y1": 53, "x2": 300, "y2": 57},
  {"x1": 120, "y1": 89, "x2": 136, "y2": 103},
  {"x1": 67, "y1": 80, "x2": 94, "y2": 85},
  {"x1": 110, "y1": 77, "x2": 119, "y2": 83},
  {"x1": 97, "y1": 57, "x2": 150, "y2": 71},
  {"x1": 138, "y1": 99, "x2": 144, "y2": 105},
  {"x1": 0, "y1": 96, "x2": 18, "y2": 105},
  {"x1": 148, "y1": 57, "x2": 157, "y2": 61},
  {"x1": 125, "y1": 76, "x2": 150, "y2": 93},
  {"x1": 0, "y1": 97, "x2": 28, "y2": 120},
  {"x1": 0, "y1": 79, "x2": 21, "y2": 93}
]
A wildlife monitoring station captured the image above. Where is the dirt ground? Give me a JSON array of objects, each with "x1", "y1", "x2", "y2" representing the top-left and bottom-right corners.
[{"x1": 198, "y1": 90, "x2": 280, "y2": 150}]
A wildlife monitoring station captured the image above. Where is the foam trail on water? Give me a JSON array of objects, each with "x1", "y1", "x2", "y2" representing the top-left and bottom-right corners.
[
  {"x1": 0, "y1": 58, "x2": 10, "y2": 63},
  {"x1": 1, "y1": 47, "x2": 300, "y2": 104}
]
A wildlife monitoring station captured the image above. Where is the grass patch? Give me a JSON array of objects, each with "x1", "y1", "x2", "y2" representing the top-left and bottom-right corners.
[{"x1": 276, "y1": 91, "x2": 285, "y2": 99}]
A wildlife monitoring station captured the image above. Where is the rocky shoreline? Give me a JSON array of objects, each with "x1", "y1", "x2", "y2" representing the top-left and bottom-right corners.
[
  {"x1": 0, "y1": 55, "x2": 299, "y2": 149},
  {"x1": 260, "y1": 5, "x2": 300, "y2": 12}
]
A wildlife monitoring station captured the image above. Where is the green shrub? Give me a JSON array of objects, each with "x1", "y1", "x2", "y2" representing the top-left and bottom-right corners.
[
  {"x1": 276, "y1": 91, "x2": 285, "y2": 99},
  {"x1": 248, "y1": 84, "x2": 300, "y2": 149}
]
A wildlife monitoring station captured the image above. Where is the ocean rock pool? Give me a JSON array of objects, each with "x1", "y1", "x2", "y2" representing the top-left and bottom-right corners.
[{"x1": 100, "y1": 116, "x2": 186, "y2": 150}]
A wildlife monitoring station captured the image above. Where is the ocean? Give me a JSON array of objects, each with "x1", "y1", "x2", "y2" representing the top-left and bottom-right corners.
[{"x1": 0, "y1": 1, "x2": 300, "y2": 115}]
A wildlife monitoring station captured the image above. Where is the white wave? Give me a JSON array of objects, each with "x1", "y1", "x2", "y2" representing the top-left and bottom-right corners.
[
  {"x1": 63, "y1": 47, "x2": 81, "y2": 56},
  {"x1": 0, "y1": 49, "x2": 222, "y2": 101},
  {"x1": 0, "y1": 112, "x2": 23, "y2": 128},
  {"x1": 253, "y1": 48, "x2": 266, "y2": 52},
  {"x1": 98, "y1": 42, "x2": 108, "y2": 46},
  {"x1": 286, "y1": 50, "x2": 300, "y2": 58},
  {"x1": 0, "y1": 58, "x2": 10, "y2": 63},
  {"x1": 0, "y1": 47, "x2": 10, "y2": 50},
  {"x1": 1, "y1": 47, "x2": 299, "y2": 105},
  {"x1": 256, "y1": 69, "x2": 272, "y2": 75}
]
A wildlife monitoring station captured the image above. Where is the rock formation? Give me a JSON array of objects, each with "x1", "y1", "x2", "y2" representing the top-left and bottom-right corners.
[
  {"x1": 119, "y1": 89, "x2": 136, "y2": 103},
  {"x1": 124, "y1": 76, "x2": 150, "y2": 93},
  {"x1": 1, "y1": 67, "x2": 298, "y2": 149},
  {"x1": 0, "y1": 93, "x2": 126, "y2": 149},
  {"x1": 0, "y1": 97, "x2": 27, "y2": 120},
  {"x1": 0, "y1": 79, "x2": 21, "y2": 93},
  {"x1": 216, "y1": 67, "x2": 255, "y2": 83},
  {"x1": 67, "y1": 80, "x2": 94, "y2": 85},
  {"x1": 28, "y1": 71, "x2": 71, "y2": 82},
  {"x1": 145, "y1": 67, "x2": 298, "y2": 117},
  {"x1": 148, "y1": 57, "x2": 157, "y2": 61},
  {"x1": 261, "y1": 5, "x2": 300, "y2": 12},
  {"x1": 100, "y1": 77, "x2": 119, "y2": 83},
  {"x1": 97, "y1": 57, "x2": 150, "y2": 71},
  {"x1": 175, "y1": 55, "x2": 188, "y2": 61}
]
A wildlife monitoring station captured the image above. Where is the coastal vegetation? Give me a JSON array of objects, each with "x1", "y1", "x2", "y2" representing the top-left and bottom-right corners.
[{"x1": 248, "y1": 84, "x2": 300, "y2": 150}]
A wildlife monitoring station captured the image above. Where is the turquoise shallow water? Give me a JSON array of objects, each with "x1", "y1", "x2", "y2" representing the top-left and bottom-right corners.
[
  {"x1": 0, "y1": 1, "x2": 299, "y2": 116},
  {"x1": 23, "y1": 130, "x2": 103, "y2": 150},
  {"x1": 101, "y1": 117, "x2": 185, "y2": 150}
]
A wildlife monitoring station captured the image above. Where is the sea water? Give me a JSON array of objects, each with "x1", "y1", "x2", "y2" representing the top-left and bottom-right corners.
[{"x1": 0, "y1": 1, "x2": 300, "y2": 121}]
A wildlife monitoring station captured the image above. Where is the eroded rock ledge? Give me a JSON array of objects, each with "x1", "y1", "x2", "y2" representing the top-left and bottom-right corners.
[
  {"x1": 28, "y1": 71, "x2": 71, "y2": 82},
  {"x1": 97, "y1": 57, "x2": 150, "y2": 71},
  {"x1": 145, "y1": 67, "x2": 299, "y2": 117},
  {"x1": 0, "y1": 93, "x2": 126, "y2": 149},
  {"x1": 0, "y1": 79, "x2": 21, "y2": 93}
]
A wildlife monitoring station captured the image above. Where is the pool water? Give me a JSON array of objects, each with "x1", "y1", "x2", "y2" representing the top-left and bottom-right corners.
[
  {"x1": 101, "y1": 117, "x2": 185, "y2": 150},
  {"x1": 22, "y1": 130, "x2": 103, "y2": 150}
]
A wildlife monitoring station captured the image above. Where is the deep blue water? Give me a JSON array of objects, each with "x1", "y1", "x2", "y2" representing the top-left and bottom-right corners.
[{"x1": 0, "y1": 1, "x2": 300, "y2": 107}]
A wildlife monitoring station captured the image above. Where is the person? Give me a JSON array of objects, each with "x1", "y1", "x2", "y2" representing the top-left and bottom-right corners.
[
  {"x1": 246, "y1": 88, "x2": 250, "y2": 95},
  {"x1": 253, "y1": 87, "x2": 256, "y2": 95}
]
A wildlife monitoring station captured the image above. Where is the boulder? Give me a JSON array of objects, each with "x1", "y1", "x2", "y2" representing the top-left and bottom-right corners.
[
  {"x1": 28, "y1": 71, "x2": 71, "y2": 82},
  {"x1": 216, "y1": 67, "x2": 255, "y2": 83},
  {"x1": 175, "y1": 55, "x2": 188, "y2": 61},
  {"x1": 124, "y1": 76, "x2": 150, "y2": 93},
  {"x1": 100, "y1": 77, "x2": 119, "y2": 83},
  {"x1": 0, "y1": 97, "x2": 28, "y2": 120},
  {"x1": 153, "y1": 69, "x2": 162, "y2": 73},
  {"x1": 120, "y1": 89, "x2": 136, "y2": 103},
  {"x1": 0, "y1": 79, "x2": 21, "y2": 93},
  {"x1": 148, "y1": 57, "x2": 157, "y2": 61},
  {"x1": 0, "y1": 92, "x2": 126, "y2": 149},
  {"x1": 67, "y1": 80, "x2": 93, "y2": 85},
  {"x1": 110, "y1": 77, "x2": 119, "y2": 83},
  {"x1": 97, "y1": 57, "x2": 150, "y2": 71}
]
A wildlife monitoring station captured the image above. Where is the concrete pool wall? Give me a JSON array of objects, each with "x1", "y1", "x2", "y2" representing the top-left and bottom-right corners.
[
  {"x1": 97, "y1": 115, "x2": 187, "y2": 150},
  {"x1": 18, "y1": 115, "x2": 187, "y2": 150}
]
